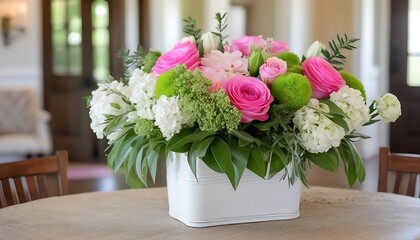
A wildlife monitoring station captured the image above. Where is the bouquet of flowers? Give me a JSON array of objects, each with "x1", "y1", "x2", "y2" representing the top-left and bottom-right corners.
[{"x1": 87, "y1": 13, "x2": 401, "y2": 189}]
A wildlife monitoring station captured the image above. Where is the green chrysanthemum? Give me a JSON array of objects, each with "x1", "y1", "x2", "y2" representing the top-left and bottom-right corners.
[
  {"x1": 339, "y1": 70, "x2": 366, "y2": 100},
  {"x1": 277, "y1": 52, "x2": 302, "y2": 74},
  {"x1": 154, "y1": 65, "x2": 187, "y2": 98},
  {"x1": 271, "y1": 73, "x2": 312, "y2": 110}
]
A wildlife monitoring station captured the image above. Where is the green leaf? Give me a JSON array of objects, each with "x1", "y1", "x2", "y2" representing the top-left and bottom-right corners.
[
  {"x1": 211, "y1": 137, "x2": 237, "y2": 189},
  {"x1": 166, "y1": 127, "x2": 195, "y2": 152},
  {"x1": 338, "y1": 141, "x2": 357, "y2": 187},
  {"x1": 146, "y1": 147, "x2": 160, "y2": 183},
  {"x1": 114, "y1": 134, "x2": 139, "y2": 173},
  {"x1": 320, "y1": 100, "x2": 346, "y2": 116},
  {"x1": 201, "y1": 150, "x2": 223, "y2": 173},
  {"x1": 345, "y1": 139, "x2": 366, "y2": 182},
  {"x1": 247, "y1": 145, "x2": 267, "y2": 178},
  {"x1": 306, "y1": 147, "x2": 340, "y2": 172},
  {"x1": 227, "y1": 138, "x2": 250, "y2": 187},
  {"x1": 267, "y1": 148, "x2": 286, "y2": 179},
  {"x1": 187, "y1": 136, "x2": 215, "y2": 180},
  {"x1": 229, "y1": 129, "x2": 256, "y2": 144},
  {"x1": 167, "y1": 128, "x2": 214, "y2": 152},
  {"x1": 135, "y1": 144, "x2": 149, "y2": 186}
]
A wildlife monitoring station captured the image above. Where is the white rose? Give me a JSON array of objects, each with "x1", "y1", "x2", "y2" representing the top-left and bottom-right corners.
[
  {"x1": 376, "y1": 93, "x2": 401, "y2": 123},
  {"x1": 305, "y1": 40, "x2": 326, "y2": 58},
  {"x1": 201, "y1": 32, "x2": 219, "y2": 54}
]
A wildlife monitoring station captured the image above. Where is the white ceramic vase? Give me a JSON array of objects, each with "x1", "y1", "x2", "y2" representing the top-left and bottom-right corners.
[{"x1": 166, "y1": 152, "x2": 302, "y2": 227}]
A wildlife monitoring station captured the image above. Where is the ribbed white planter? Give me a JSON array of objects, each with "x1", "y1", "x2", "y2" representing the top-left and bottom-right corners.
[{"x1": 166, "y1": 152, "x2": 302, "y2": 227}]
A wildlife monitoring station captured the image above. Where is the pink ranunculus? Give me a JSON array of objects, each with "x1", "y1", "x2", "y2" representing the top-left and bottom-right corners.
[
  {"x1": 229, "y1": 35, "x2": 264, "y2": 56},
  {"x1": 267, "y1": 39, "x2": 289, "y2": 55},
  {"x1": 152, "y1": 41, "x2": 200, "y2": 75},
  {"x1": 259, "y1": 57, "x2": 287, "y2": 84},
  {"x1": 302, "y1": 56, "x2": 345, "y2": 99},
  {"x1": 222, "y1": 76, "x2": 274, "y2": 123}
]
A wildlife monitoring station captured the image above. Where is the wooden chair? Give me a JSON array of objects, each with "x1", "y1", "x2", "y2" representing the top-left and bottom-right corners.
[
  {"x1": 378, "y1": 147, "x2": 420, "y2": 197},
  {"x1": 0, "y1": 151, "x2": 68, "y2": 208}
]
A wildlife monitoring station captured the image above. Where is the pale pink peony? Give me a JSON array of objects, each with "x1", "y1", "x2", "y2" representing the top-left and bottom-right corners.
[
  {"x1": 302, "y1": 56, "x2": 345, "y2": 99},
  {"x1": 222, "y1": 76, "x2": 274, "y2": 123},
  {"x1": 200, "y1": 50, "x2": 249, "y2": 91},
  {"x1": 259, "y1": 57, "x2": 287, "y2": 84},
  {"x1": 152, "y1": 41, "x2": 200, "y2": 75},
  {"x1": 228, "y1": 35, "x2": 264, "y2": 56}
]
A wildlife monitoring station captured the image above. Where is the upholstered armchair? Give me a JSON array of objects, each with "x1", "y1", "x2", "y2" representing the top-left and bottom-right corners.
[{"x1": 0, "y1": 88, "x2": 53, "y2": 163}]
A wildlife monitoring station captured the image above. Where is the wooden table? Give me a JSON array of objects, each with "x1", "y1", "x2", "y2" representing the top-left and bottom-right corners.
[{"x1": 0, "y1": 186, "x2": 419, "y2": 240}]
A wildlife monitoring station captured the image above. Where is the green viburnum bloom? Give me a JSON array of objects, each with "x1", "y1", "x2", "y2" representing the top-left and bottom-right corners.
[
  {"x1": 339, "y1": 70, "x2": 366, "y2": 101},
  {"x1": 271, "y1": 73, "x2": 312, "y2": 110},
  {"x1": 142, "y1": 51, "x2": 161, "y2": 73}
]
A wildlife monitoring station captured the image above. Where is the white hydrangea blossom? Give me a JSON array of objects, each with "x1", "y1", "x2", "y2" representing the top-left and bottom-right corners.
[
  {"x1": 293, "y1": 99, "x2": 345, "y2": 153},
  {"x1": 128, "y1": 68, "x2": 158, "y2": 120},
  {"x1": 152, "y1": 96, "x2": 187, "y2": 140},
  {"x1": 329, "y1": 85, "x2": 370, "y2": 132},
  {"x1": 89, "y1": 81, "x2": 131, "y2": 139},
  {"x1": 376, "y1": 93, "x2": 401, "y2": 123}
]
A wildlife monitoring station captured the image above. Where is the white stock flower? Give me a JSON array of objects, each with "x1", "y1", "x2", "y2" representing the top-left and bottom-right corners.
[
  {"x1": 305, "y1": 41, "x2": 326, "y2": 58},
  {"x1": 152, "y1": 96, "x2": 187, "y2": 140},
  {"x1": 201, "y1": 32, "x2": 219, "y2": 54},
  {"x1": 293, "y1": 99, "x2": 345, "y2": 153},
  {"x1": 128, "y1": 69, "x2": 158, "y2": 120},
  {"x1": 376, "y1": 93, "x2": 401, "y2": 123},
  {"x1": 89, "y1": 81, "x2": 131, "y2": 139},
  {"x1": 330, "y1": 86, "x2": 370, "y2": 132}
]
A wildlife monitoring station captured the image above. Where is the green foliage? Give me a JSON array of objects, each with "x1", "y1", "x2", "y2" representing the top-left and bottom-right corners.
[
  {"x1": 211, "y1": 12, "x2": 229, "y2": 51},
  {"x1": 117, "y1": 46, "x2": 161, "y2": 81},
  {"x1": 183, "y1": 16, "x2": 202, "y2": 42},
  {"x1": 321, "y1": 34, "x2": 359, "y2": 70}
]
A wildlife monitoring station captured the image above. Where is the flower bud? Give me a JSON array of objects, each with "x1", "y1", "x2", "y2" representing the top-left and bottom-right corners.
[
  {"x1": 305, "y1": 41, "x2": 326, "y2": 58},
  {"x1": 181, "y1": 36, "x2": 196, "y2": 44},
  {"x1": 201, "y1": 32, "x2": 219, "y2": 54},
  {"x1": 248, "y1": 50, "x2": 264, "y2": 77}
]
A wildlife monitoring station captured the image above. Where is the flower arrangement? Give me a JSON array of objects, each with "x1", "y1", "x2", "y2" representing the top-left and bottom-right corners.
[{"x1": 87, "y1": 13, "x2": 401, "y2": 189}]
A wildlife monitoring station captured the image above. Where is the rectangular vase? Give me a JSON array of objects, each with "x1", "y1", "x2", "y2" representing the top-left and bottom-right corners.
[{"x1": 166, "y1": 152, "x2": 302, "y2": 227}]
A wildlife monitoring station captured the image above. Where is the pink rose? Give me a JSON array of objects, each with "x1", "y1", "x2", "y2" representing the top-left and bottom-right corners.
[
  {"x1": 259, "y1": 57, "x2": 287, "y2": 84},
  {"x1": 229, "y1": 35, "x2": 264, "y2": 56},
  {"x1": 302, "y1": 56, "x2": 345, "y2": 99},
  {"x1": 152, "y1": 41, "x2": 200, "y2": 75},
  {"x1": 222, "y1": 76, "x2": 274, "y2": 123}
]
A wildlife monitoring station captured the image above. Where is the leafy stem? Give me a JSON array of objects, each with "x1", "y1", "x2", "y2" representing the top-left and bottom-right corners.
[
  {"x1": 183, "y1": 16, "x2": 201, "y2": 42},
  {"x1": 321, "y1": 34, "x2": 359, "y2": 70},
  {"x1": 211, "y1": 12, "x2": 229, "y2": 51}
]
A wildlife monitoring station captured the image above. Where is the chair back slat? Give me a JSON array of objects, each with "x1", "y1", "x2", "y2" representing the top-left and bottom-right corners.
[
  {"x1": 26, "y1": 175, "x2": 40, "y2": 201},
  {"x1": 36, "y1": 175, "x2": 48, "y2": 198},
  {"x1": 0, "y1": 151, "x2": 68, "y2": 208},
  {"x1": 13, "y1": 177, "x2": 27, "y2": 204},
  {"x1": 1, "y1": 179, "x2": 15, "y2": 206},
  {"x1": 379, "y1": 147, "x2": 420, "y2": 197}
]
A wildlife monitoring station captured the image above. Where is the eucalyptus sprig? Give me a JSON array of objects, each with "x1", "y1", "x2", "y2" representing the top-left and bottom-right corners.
[
  {"x1": 321, "y1": 34, "x2": 359, "y2": 70},
  {"x1": 211, "y1": 12, "x2": 229, "y2": 51},
  {"x1": 183, "y1": 16, "x2": 202, "y2": 42},
  {"x1": 117, "y1": 46, "x2": 161, "y2": 81}
]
